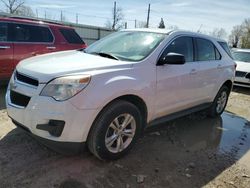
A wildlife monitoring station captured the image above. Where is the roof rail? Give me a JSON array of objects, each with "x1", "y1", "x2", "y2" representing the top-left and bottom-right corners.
[
  {"x1": 0, "y1": 13, "x2": 65, "y2": 26},
  {"x1": 10, "y1": 16, "x2": 65, "y2": 25}
]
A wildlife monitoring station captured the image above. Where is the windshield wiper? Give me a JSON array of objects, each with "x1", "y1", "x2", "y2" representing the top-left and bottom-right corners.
[{"x1": 90, "y1": 52, "x2": 120, "y2": 60}]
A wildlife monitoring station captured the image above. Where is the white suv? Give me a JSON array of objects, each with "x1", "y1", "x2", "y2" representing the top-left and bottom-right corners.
[{"x1": 6, "y1": 29, "x2": 235, "y2": 160}]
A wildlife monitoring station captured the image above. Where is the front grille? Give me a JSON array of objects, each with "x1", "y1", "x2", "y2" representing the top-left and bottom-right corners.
[
  {"x1": 235, "y1": 71, "x2": 247, "y2": 77},
  {"x1": 234, "y1": 81, "x2": 250, "y2": 86},
  {"x1": 10, "y1": 90, "x2": 31, "y2": 107},
  {"x1": 246, "y1": 73, "x2": 250, "y2": 79},
  {"x1": 15, "y1": 72, "x2": 39, "y2": 87}
]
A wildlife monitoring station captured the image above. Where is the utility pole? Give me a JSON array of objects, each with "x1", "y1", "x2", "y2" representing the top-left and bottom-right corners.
[
  {"x1": 112, "y1": 1, "x2": 117, "y2": 30},
  {"x1": 76, "y1": 13, "x2": 78, "y2": 24},
  {"x1": 135, "y1": 19, "x2": 137, "y2": 28},
  {"x1": 146, "y1": 4, "x2": 151, "y2": 28},
  {"x1": 45, "y1": 10, "x2": 46, "y2": 19}
]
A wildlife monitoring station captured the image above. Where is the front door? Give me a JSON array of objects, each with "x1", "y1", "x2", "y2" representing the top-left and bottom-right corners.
[{"x1": 155, "y1": 36, "x2": 201, "y2": 118}]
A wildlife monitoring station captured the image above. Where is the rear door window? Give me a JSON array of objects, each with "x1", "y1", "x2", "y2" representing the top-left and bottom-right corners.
[
  {"x1": 161, "y1": 36, "x2": 194, "y2": 62},
  {"x1": 195, "y1": 38, "x2": 221, "y2": 61},
  {"x1": 10, "y1": 23, "x2": 53, "y2": 43},
  {"x1": 0, "y1": 22, "x2": 8, "y2": 42},
  {"x1": 60, "y1": 29, "x2": 84, "y2": 44}
]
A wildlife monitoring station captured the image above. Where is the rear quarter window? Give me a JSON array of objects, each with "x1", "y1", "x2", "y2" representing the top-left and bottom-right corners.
[
  {"x1": 60, "y1": 29, "x2": 84, "y2": 44},
  {"x1": 218, "y1": 42, "x2": 233, "y2": 58}
]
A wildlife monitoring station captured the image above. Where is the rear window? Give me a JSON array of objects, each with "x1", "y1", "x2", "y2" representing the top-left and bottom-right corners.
[
  {"x1": 10, "y1": 23, "x2": 53, "y2": 43},
  {"x1": 218, "y1": 42, "x2": 233, "y2": 58},
  {"x1": 60, "y1": 29, "x2": 84, "y2": 44}
]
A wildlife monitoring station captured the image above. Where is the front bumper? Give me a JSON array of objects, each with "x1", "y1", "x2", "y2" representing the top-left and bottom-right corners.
[
  {"x1": 6, "y1": 80, "x2": 99, "y2": 144},
  {"x1": 11, "y1": 119, "x2": 86, "y2": 154},
  {"x1": 234, "y1": 76, "x2": 250, "y2": 88}
]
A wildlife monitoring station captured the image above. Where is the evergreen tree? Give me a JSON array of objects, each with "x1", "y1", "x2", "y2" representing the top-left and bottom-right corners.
[{"x1": 158, "y1": 18, "x2": 165, "y2": 29}]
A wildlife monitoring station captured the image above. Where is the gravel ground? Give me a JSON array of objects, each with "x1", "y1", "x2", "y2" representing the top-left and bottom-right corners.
[{"x1": 0, "y1": 85, "x2": 250, "y2": 188}]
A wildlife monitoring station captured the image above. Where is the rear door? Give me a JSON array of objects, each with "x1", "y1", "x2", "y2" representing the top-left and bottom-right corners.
[
  {"x1": 194, "y1": 38, "x2": 222, "y2": 102},
  {"x1": 9, "y1": 23, "x2": 54, "y2": 67},
  {"x1": 0, "y1": 22, "x2": 14, "y2": 80}
]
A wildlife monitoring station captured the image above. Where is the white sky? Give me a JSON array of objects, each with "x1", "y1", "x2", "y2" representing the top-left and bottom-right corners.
[{"x1": 1, "y1": 0, "x2": 249, "y2": 36}]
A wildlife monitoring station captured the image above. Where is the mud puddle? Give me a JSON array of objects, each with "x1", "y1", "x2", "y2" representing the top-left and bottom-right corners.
[{"x1": 145, "y1": 111, "x2": 250, "y2": 159}]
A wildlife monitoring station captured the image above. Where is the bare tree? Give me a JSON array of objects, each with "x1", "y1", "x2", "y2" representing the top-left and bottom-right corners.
[
  {"x1": 137, "y1": 21, "x2": 147, "y2": 28},
  {"x1": 240, "y1": 18, "x2": 250, "y2": 48},
  {"x1": 210, "y1": 28, "x2": 227, "y2": 39},
  {"x1": 16, "y1": 5, "x2": 35, "y2": 17},
  {"x1": 229, "y1": 18, "x2": 250, "y2": 48},
  {"x1": 228, "y1": 25, "x2": 243, "y2": 48},
  {"x1": 0, "y1": 0, "x2": 24, "y2": 14},
  {"x1": 105, "y1": 2, "x2": 124, "y2": 30}
]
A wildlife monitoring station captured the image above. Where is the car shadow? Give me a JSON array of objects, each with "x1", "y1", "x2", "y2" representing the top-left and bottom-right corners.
[
  {"x1": 0, "y1": 85, "x2": 7, "y2": 110},
  {"x1": 0, "y1": 112, "x2": 249, "y2": 187},
  {"x1": 233, "y1": 85, "x2": 250, "y2": 95}
]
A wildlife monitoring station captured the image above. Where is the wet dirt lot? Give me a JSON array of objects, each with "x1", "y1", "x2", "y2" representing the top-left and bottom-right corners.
[{"x1": 0, "y1": 85, "x2": 250, "y2": 188}]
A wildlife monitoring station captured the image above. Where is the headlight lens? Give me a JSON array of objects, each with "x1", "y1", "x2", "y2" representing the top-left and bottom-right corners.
[{"x1": 40, "y1": 75, "x2": 91, "y2": 101}]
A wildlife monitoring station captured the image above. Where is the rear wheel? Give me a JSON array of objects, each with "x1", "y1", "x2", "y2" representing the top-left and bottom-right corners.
[
  {"x1": 208, "y1": 85, "x2": 230, "y2": 117},
  {"x1": 87, "y1": 100, "x2": 142, "y2": 160}
]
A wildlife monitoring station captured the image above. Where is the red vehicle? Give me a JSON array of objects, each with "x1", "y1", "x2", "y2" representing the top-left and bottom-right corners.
[{"x1": 0, "y1": 17, "x2": 87, "y2": 82}]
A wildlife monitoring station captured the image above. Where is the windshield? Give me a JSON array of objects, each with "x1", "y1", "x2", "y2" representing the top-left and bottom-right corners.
[
  {"x1": 232, "y1": 51, "x2": 250, "y2": 62},
  {"x1": 85, "y1": 31, "x2": 166, "y2": 61}
]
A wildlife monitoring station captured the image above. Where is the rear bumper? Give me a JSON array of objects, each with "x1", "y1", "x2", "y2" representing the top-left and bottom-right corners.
[{"x1": 11, "y1": 119, "x2": 86, "y2": 154}]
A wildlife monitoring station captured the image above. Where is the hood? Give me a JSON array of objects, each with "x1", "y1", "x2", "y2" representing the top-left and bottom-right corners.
[
  {"x1": 235, "y1": 60, "x2": 250, "y2": 72},
  {"x1": 16, "y1": 50, "x2": 133, "y2": 83}
]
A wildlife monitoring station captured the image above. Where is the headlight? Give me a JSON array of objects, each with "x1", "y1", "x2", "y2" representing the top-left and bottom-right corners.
[{"x1": 40, "y1": 75, "x2": 91, "y2": 101}]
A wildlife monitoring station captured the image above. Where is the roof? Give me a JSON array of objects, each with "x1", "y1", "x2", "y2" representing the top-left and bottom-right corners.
[
  {"x1": 0, "y1": 16, "x2": 72, "y2": 28},
  {"x1": 121, "y1": 28, "x2": 227, "y2": 42},
  {"x1": 121, "y1": 28, "x2": 173, "y2": 34}
]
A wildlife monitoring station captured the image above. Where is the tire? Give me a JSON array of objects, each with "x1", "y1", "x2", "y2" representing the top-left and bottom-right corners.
[
  {"x1": 87, "y1": 100, "x2": 142, "y2": 160},
  {"x1": 208, "y1": 85, "x2": 230, "y2": 117}
]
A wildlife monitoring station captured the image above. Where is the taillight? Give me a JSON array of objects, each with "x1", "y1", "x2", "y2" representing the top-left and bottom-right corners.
[{"x1": 81, "y1": 43, "x2": 87, "y2": 49}]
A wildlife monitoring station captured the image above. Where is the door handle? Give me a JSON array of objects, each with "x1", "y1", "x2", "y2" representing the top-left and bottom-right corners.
[
  {"x1": 0, "y1": 46, "x2": 10, "y2": 49},
  {"x1": 217, "y1": 64, "x2": 223, "y2": 69},
  {"x1": 47, "y1": 46, "x2": 56, "y2": 50},
  {"x1": 190, "y1": 69, "x2": 197, "y2": 75}
]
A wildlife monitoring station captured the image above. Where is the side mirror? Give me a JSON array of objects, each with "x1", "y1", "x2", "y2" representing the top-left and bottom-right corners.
[{"x1": 157, "y1": 53, "x2": 186, "y2": 65}]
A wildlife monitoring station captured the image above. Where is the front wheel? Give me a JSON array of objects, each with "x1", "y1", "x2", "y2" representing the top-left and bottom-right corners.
[
  {"x1": 87, "y1": 100, "x2": 142, "y2": 160},
  {"x1": 208, "y1": 85, "x2": 230, "y2": 117}
]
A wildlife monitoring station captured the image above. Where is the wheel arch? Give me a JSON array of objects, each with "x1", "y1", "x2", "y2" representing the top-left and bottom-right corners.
[
  {"x1": 87, "y1": 94, "x2": 148, "y2": 141},
  {"x1": 222, "y1": 80, "x2": 233, "y2": 91}
]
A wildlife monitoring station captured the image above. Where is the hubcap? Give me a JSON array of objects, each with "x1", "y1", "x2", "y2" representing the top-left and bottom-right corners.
[
  {"x1": 105, "y1": 113, "x2": 136, "y2": 153},
  {"x1": 216, "y1": 91, "x2": 227, "y2": 114}
]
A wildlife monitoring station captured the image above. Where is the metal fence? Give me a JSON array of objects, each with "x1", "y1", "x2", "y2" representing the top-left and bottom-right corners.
[
  {"x1": 0, "y1": 12, "x2": 114, "y2": 45},
  {"x1": 64, "y1": 22, "x2": 113, "y2": 45}
]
